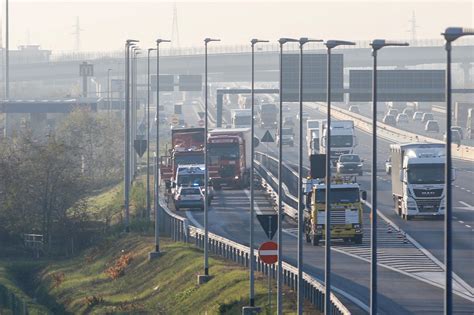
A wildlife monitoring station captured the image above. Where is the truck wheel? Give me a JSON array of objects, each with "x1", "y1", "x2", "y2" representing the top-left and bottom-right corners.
[
  {"x1": 406, "y1": 215, "x2": 412, "y2": 221},
  {"x1": 175, "y1": 205, "x2": 180, "y2": 211},
  {"x1": 354, "y1": 235, "x2": 363, "y2": 245},
  {"x1": 311, "y1": 235, "x2": 320, "y2": 246},
  {"x1": 305, "y1": 233, "x2": 311, "y2": 243},
  {"x1": 214, "y1": 183, "x2": 222, "y2": 191}
]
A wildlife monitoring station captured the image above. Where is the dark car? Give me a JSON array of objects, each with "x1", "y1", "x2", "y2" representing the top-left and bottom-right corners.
[
  {"x1": 425, "y1": 120, "x2": 439, "y2": 133},
  {"x1": 383, "y1": 114, "x2": 397, "y2": 126},
  {"x1": 336, "y1": 154, "x2": 364, "y2": 175}
]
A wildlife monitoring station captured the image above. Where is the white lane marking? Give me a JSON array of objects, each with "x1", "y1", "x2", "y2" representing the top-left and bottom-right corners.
[
  {"x1": 244, "y1": 189, "x2": 263, "y2": 215},
  {"x1": 466, "y1": 225, "x2": 472, "y2": 228},
  {"x1": 185, "y1": 210, "x2": 203, "y2": 229},
  {"x1": 455, "y1": 201, "x2": 474, "y2": 212},
  {"x1": 459, "y1": 221, "x2": 465, "y2": 224}
]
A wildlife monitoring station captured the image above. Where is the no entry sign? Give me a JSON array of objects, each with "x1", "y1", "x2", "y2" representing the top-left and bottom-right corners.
[{"x1": 258, "y1": 241, "x2": 278, "y2": 264}]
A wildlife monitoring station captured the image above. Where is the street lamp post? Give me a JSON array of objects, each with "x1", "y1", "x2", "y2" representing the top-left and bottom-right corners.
[
  {"x1": 133, "y1": 49, "x2": 142, "y2": 180},
  {"x1": 369, "y1": 39, "x2": 408, "y2": 314},
  {"x1": 198, "y1": 37, "x2": 220, "y2": 285},
  {"x1": 441, "y1": 27, "x2": 474, "y2": 315},
  {"x1": 246, "y1": 38, "x2": 269, "y2": 312},
  {"x1": 297, "y1": 37, "x2": 322, "y2": 315},
  {"x1": 277, "y1": 37, "x2": 298, "y2": 315},
  {"x1": 323, "y1": 40, "x2": 355, "y2": 315},
  {"x1": 107, "y1": 68, "x2": 112, "y2": 114},
  {"x1": 149, "y1": 39, "x2": 170, "y2": 259},
  {"x1": 146, "y1": 48, "x2": 157, "y2": 221},
  {"x1": 5, "y1": 0, "x2": 9, "y2": 99},
  {"x1": 124, "y1": 39, "x2": 139, "y2": 233}
]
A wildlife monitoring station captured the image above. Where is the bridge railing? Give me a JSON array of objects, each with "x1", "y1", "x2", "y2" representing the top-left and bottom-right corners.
[
  {"x1": 50, "y1": 37, "x2": 474, "y2": 62},
  {"x1": 157, "y1": 191, "x2": 350, "y2": 314}
]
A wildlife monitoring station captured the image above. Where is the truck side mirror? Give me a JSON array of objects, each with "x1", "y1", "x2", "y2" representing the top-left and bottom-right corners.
[
  {"x1": 451, "y1": 168, "x2": 456, "y2": 181},
  {"x1": 172, "y1": 182, "x2": 176, "y2": 188},
  {"x1": 399, "y1": 170, "x2": 404, "y2": 182},
  {"x1": 321, "y1": 136, "x2": 326, "y2": 147},
  {"x1": 361, "y1": 191, "x2": 367, "y2": 201}
]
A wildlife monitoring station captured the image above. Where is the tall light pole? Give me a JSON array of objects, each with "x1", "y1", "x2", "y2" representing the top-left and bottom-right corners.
[
  {"x1": 370, "y1": 39, "x2": 408, "y2": 314},
  {"x1": 247, "y1": 38, "x2": 268, "y2": 311},
  {"x1": 297, "y1": 37, "x2": 322, "y2": 315},
  {"x1": 132, "y1": 48, "x2": 141, "y2": 180},
  {"x1": 149, "y1": 39, "x2": 170, "y2": 259},
  {"x1": 323, "y1": 39, "x2": 355, "y2": 315},
  {"x1": 441, "y1": 27, "x2": 473, "y2": 315},
  {"x1": 107, "y1": 68, "x2": 112, "y2": 114},
  {"x1": 146, "y1": 48, "x2": 157, "y2": 221},
  {"x1": 5, "y1": 0, "x2": 9, "y2": 99},
  {"x1": 124, "y1": 39, "x2": 139, "y2": 233},
  {"x1": 277, "y1": 37, "x2": 298, "y2": 315},
  {"x1": 199, "y1": 37, "x2": 220, "y2": 284}
]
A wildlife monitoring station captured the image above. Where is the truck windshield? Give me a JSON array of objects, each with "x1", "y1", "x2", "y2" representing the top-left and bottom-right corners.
[
  {"x1": 282, "y1": 128, "x2": 293, "y2": 135},
  {"x1": 308, "y1": 121, "x2": 319, "y2": 129},
  {"x1": 331, "y1": 135, "x2": 353, "y2": 147},
  {"x1": 234, "y1": 116, "x2": 251, "y2": 126},
  {"x1": 340, "y1": 155, "x2": 360, "y2": 162},
  {"x1": 175, "y1": 154, "x2": 204, "y2": 165},
  {"x1": 177, "y1": 174, "x2": 204, "y2": 187},
  {"x1": 407, "y1": 164, "x2": 445, "y2": 184},
  {"x1": 315, "y1": 188, "x2": 360, "y2": 203},
  {"x1": 208, "y1": 143, "x2": 240, "y2": 163}
]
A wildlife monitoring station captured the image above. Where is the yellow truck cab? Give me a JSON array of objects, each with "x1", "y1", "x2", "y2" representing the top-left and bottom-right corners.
[{"x1": 304, "y1": 177, "x2": 366, "y2": 246}]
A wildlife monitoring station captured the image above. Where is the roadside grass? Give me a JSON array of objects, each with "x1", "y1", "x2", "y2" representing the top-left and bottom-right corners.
[{"x1": 39, "y1": 235, "x2": 319, "y2": 314}]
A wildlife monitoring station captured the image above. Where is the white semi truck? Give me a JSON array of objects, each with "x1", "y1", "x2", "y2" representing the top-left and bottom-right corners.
[
  {"x1": 390, "y1": 143, "x2": 452, "y2": 220},
  {"x1": 319, "y1": 120, "x2": 357, "y2": 165},
  {"x1": 231, "y1": 109, "x2": 252, "y2": 128}
]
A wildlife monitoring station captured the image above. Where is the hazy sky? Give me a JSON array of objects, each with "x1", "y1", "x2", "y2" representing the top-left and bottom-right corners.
[{"x1": 1, "y1": 1, "x2": 473, "y2": 52}]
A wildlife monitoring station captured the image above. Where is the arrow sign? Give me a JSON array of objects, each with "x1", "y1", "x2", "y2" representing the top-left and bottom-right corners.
[
  {"x1": 258, "y1": 241, "x2": 278, "y2": 264},
  {"x1": 134, "y1": 139, "x2": 147, "y2": 158},
  {"x1": 257, "y1": 214, "x2": 278, "y2": 240},
  {"x1": 261, "y1": 130, "x2": 274, "y2": 143}
]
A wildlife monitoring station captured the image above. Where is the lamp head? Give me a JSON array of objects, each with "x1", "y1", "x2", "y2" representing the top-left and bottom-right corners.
[
  {"x1": 251, "y1": 39, "x2": 269, "y2": 45},
  {"x1": 325, "y1": 40, "x2": 356, "y2": 49},
  {"x1": 299, "y1": 37, "x2": 323, "y2": 46},
  {"x1": 156, "y1": 39, "x2": 171, "y2": 44},
  {"x1": 126, "y1": 39, "x2": 139, "y2": 45},
  {"x1": 371, "y1": 39, "x2": 409, "y2": 51},
  {"x1": 278, "y1": 37, "x2": 299, "y2": 45},
  {"x1": 205, "y1": 38, "x2": 221, "y2": 44},
  {"x1": 442, "y1": 27, "x2": 474, "y2": 42}
]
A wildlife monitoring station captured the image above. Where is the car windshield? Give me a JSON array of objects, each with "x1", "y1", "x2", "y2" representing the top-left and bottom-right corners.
[
  {"x1": 180, "y1": 188, "x2": 201, "y2": 195},
  {"x1": 424, "y1": 114, "x2": 433, "y2": 119},
  {"x1": 340, "y1": 155, "x2": 360, "y2": 162},
  {"x1": 315, "y1": 188, "x2": 360, "y2": 203},
  {"x1": 209, "y1": 143, "x2": 240, "y2": 162},
  {"x1": 332, "y1": 135, "x2": 353, "y2": 147},
  {"x1": 407, "y1": 164, "x2": 444, "y2": 184},
  {"x1": 177, "y1": 174, "x2": 204, "y2": 187},
  {"x1": 175, "y1": 154, "x2": 204, "y2": 165},
  {"x1": 282, "y1": 128, "x2": 293, "y2": 135}
]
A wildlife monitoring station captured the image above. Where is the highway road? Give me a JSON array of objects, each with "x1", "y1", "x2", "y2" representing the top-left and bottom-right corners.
[{"x1": 163, "y1": 98, "x2": 473, "y2": 314}]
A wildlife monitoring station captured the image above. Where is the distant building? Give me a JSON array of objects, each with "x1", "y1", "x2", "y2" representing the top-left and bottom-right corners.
[{"x1": 0, "y1": 45, "x2": 51, "y2": 64}]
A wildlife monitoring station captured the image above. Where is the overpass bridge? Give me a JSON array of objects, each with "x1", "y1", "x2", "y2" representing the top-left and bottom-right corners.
[{"x1": 5, "y1": 40, "x2": 474, "y2": 86}]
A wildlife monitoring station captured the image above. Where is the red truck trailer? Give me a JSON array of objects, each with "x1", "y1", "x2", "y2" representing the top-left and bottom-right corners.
[
  {"x1": 207, "y1": 128, "x2": 251, "y2": 189},
  {"x1": 160, "y1": 128, "x2": 205, "y2": 190}
]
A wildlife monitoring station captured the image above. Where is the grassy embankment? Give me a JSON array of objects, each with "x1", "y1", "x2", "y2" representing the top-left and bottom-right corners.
[{"x1": 1, "y1": 179, "x2": 319, "y2": 314}]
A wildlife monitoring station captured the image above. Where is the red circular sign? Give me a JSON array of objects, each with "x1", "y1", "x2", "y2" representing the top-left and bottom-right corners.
[
  {"x1": 258, "y1": 241, "x2": 278, "y2": 264},
  {"x1": 198, "y1": 119, "x2": 204, "y2": 127}
]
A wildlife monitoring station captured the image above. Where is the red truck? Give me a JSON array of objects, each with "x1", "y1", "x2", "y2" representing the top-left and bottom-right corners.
[
  {"x1": 207, "y1": 128, "x2": 252, "y2": 190},
  {"x1": 160, "y1": 128, "x2": 205, "y2": 190}
]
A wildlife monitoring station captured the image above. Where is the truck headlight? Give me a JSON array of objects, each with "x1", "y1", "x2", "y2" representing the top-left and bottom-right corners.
[
  {"x1": 352, "y1": 224, "x2": 360, "y2": 229},
  {"x1": 357, "y1": 164, "x2": 363, "y2": 167}
]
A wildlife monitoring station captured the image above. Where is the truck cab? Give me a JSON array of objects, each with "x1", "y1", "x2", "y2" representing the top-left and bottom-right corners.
[
  {"x1": 304, "y1": 178, "x2": 365, "y2": 246},
  {"x1": 390, "y1": 143, "x2": 452, "y2": 220},
  {"x1": 319, "y1": 120, "x2": 357, "y2": 165}
]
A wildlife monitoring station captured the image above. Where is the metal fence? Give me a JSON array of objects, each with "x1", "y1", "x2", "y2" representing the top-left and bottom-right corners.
[{"x1": 157, "y1": 195, "x2": 350, "y2": 314}]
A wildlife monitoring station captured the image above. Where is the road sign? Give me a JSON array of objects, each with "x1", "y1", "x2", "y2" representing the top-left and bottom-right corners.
[
  {"x1": 198, "y1": 119, "x2": 204, "y2": 127},
  {"x1": 79, "y1": 62, "x2": 94, "y2": 77},
  {"x1": 258, "y1": 241, "x2": 278, "y2": 264},
  {"x1": 171, "y1": 116, "x2": 179, "y2": 126},
  {"x1": 134, "y1": 139, "x2": 147, "y2": 158},
  {"x1": 261, "y1": 130, "x2": 274, "y2": 143},
  {"x1": 257, "y1": 214, "x2": 278, "y2": 240}
]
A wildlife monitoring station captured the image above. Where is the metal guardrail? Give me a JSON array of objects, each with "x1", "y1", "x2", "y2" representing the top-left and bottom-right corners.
[{"x1": 157, "y1": 192, "x2": 350, "y2": 314}]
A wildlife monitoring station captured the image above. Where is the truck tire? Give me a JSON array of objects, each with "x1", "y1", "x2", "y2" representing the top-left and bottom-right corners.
[
  {"x1": 213, "y1": 183, "x2": 222, "y2": 191},
  {"x1": 354, "y1": 235, "x2": 363, "y2": 245},
  {"x1": 311, "y1": 235, "x2": 320, "y2": 246},
  {"x1": 305, "y1": 233, "x2": 311, "y2": 243}
]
